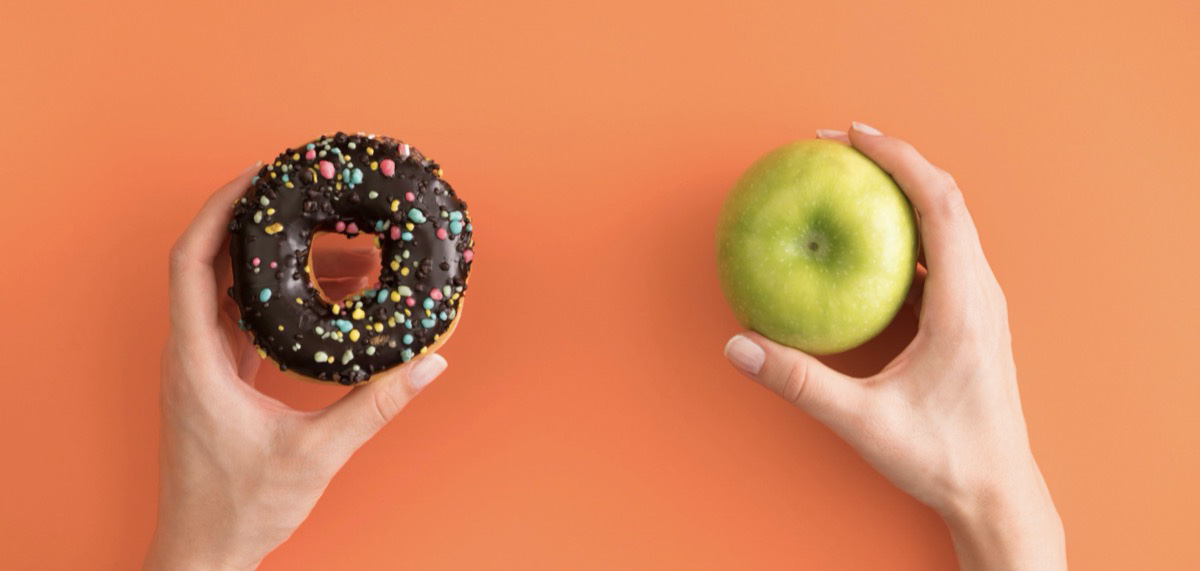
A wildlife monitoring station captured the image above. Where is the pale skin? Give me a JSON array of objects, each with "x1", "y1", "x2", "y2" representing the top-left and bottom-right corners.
[
  {"x1": 724, "y1": 122, "x2": 1066, "y2": 569},
  {"x1": 149, "y1": 124, "x2": 1065, "y2": 570},
  {"x1": 146, "y1": 163, "x2": 448, "y2": 570}
]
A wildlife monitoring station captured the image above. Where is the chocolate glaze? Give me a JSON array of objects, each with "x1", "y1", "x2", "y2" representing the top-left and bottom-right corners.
[{"x1": 228, "y1": 132, "x2": 474, "y2": 385}]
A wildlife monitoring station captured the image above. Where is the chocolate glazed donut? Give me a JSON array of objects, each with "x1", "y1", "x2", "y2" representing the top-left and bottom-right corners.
[{"x1": 228, "y1": 132, "x2": 474, "y2": 385}]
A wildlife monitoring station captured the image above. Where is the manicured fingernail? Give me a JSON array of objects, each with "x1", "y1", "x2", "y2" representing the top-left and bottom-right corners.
[
  {"x1": 724, "y1": 334, "x2": 765, "y2": 375},
  {"x1": 410, "y1": 353, "x2": 447, "y2": 391},
  {"x1": 851, "y1": 121, "x2": 882, "y2": 135},
  {"x1": 815, "y1": 129, "x2": 846, "y2": 139}
]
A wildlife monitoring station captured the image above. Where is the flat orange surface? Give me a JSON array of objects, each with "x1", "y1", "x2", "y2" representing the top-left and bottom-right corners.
[{"x1": 1, "y1": 1, "x2": 1197, "y2": 569}]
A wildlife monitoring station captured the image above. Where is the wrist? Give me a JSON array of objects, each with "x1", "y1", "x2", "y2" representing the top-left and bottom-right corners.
[
  {"x1": 144, "y1": 496, "x2": 267, "y2": 571},
  {"x1": 144, "y1": 529, "x2": 259, "y2": 571},
  {"x1": 940, "y1": 461, "x2": 1066, "y2": 570}
]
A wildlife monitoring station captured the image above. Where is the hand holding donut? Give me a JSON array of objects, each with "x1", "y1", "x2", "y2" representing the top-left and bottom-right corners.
[
  {"x1": 723, "y1": 123, "x2": 1066, "y2": 570},
  {"x1": 145, "y1": 164, "x2": 448, "y2": 570}
]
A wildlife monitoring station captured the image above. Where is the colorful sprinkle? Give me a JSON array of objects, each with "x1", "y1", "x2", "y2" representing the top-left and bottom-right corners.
[
  {"x1": 376, "y1": 289, "x2": 389, "y2": 303},
  {"x1": 259, "y1": 288, "x2": 272, "y2": 302},
  {"x1": 319, "y1": 160, "x2": 335, "y2": 179},
  {"x1": 264, "y1": 222, "x2": 283, "y2": 235},
  {"x1": 449, "y1": 221, "x2": 464, "y2": 235},
  {"x1": 430, "y1": 289, "x2": 443, "y2": 301},
  {"x1": 402, "y1": 334, "x2": 413, "y2": 345},
  {"x1": 342, "y1": 349, "x2": 354, "y2": 364},
  {"x1": 314, "y1": 351, "x2": 329, "y2": 362},
  {"x1": 381, "y1": 159, "x2": 395, "y2": 177},
  {"x1": 351, "y1": 307, "x2": 366, "y2": 320},
  {"x1": 405, "y1": 297, "x2": 416, "y2": 307},
  {"x1": 349, "y1": 329, "x2": 361, "y2": 342},
  {"x1": 335, "y1": 220, "x2": 346, "y2": 232},
  {"x1": 252, "y1": 257, "x2": 261, "y2": 266},
  {"x1": 305, "y1": 149, "x2": 316, "y2": 160},
  {"x1": 463, "y1": 249, "x2": 474, "y2": 262},
  {"x1": 405, "y1": 192, "x2": 415, "y2": 201},
  {"x1": 436, "y1": 227, "x2": 448, "y2": 240},
  {"x1": 407, "y1": 208, "x2": 427, "y2": 223},
  {"x1": 346, "y1": 222, "x2": 359, "y2": 234},
  {"x1": 389, "y1": 226, "x2": 402, "y2": 240},
  {"x1": 422, "y1": 298, "x2": 435, "y2": 310}
]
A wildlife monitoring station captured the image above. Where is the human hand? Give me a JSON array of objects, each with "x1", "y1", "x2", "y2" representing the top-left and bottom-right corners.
[
  {"x1": 145, "y1": 163, "x2": 448, "y2": 570},
  {"x1": 723, "y1": 123, "x2": 1066, "y2": 570}
]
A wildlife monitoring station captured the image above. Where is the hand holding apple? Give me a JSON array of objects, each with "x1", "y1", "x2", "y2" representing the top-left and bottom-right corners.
[{"x1": 722, "y1": 123, "x2": 1066, "y2": 570}]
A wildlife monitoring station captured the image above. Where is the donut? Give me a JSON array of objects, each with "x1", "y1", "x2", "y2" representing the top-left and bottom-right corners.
[{"x1": 227, "y1": 132, "x2": 474, "y2": 385}]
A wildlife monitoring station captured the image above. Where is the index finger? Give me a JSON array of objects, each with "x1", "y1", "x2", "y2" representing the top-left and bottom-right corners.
[
  {"x1": 846, "y1": 123, "x2": 982, "y2": 277},
  {"x1": 168, "y1": 162, "x2": 261, "y2": 342}
]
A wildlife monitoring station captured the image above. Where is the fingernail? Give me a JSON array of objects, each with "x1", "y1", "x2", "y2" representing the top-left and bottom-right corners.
[
  {"x1": 815, "y1": 129, "x2": 846, "y2": 139},
  {"x1": 409, "y1": 353, "x2": 447, "y2": 391},
  {"x1": 851, "y1": 121, "x2": 883, "y2": 135},
  {"x1": 724, "y1": 334, "x2": 765, "y2": 375},
  {"x1": 242, "y1": 160, "x2": 263, "y2": 174}
]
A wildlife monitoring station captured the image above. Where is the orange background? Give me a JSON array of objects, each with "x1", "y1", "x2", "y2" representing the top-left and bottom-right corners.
[{"x1": 1, "y1": 1, "x2": 1197, "y2": 569}]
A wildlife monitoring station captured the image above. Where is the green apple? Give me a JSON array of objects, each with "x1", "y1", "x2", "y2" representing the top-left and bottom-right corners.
[{"x1": 716, "y1": 139, "x2": 917, "y2": 354}]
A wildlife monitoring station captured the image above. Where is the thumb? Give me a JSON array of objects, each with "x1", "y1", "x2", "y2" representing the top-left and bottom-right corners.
[
  {"x1": 724, "y1": 333, "x2": 865, "y2": 431},
  {"x1": 314, "y1": 353, "x2": 448, "y2": 451}
]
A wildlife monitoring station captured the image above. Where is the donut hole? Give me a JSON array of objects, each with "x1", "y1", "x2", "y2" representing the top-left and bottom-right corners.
[{"x1": 308, "y1": 231, "x2": 382, "y2": 304}]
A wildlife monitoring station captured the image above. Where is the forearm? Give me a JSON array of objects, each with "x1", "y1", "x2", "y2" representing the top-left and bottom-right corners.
[{"x1": 942, "y1": 465, "x2": 1066, "y2": 570}]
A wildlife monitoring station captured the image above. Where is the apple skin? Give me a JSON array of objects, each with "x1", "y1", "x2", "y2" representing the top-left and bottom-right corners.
[{"x1": 716, "y1": 139, "x2": 917, "y2": 354}]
